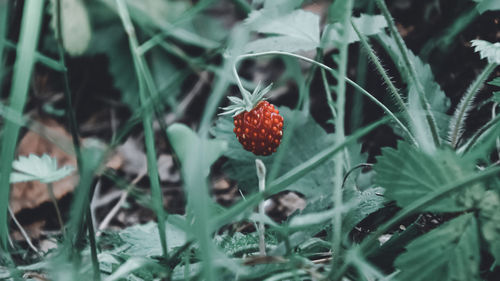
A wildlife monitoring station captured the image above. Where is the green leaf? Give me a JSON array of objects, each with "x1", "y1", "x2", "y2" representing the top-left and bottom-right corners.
[
  {"x1": 374, "y1": 142, "x2": 484, "y2": 212},
  {"x1": 323, "y1": 14, "x2": 387, "y2": 45},
  {"x1": 214, "y1": 232, "x2": 278, "y2": 257},
  {"x1": 478, "y1": 190, "x2": 500, "y2": 262},
  {"x1": 473, "y1": 0, "x2": 500, "y2": 14},
  {"x1": 167, "y1": 123, "x2": 227, "y2": 176},
  {"x1": 471, "y1": 39, "x2": 500, "y2": 64},
  {"x1": 213, "y1": 107, "x2": 335, "y2": 207},
  {"x1": 244, "y1": 9, "x2": 320, "y2": 53},
  {"x1": 105, "y1": 257, "x2": 164, "y2": 281},
  {"x1": 117, "y1": 218, "x2": 187, "y2": 258},
  {"x1": 343, "y1": 187, "x2": 386, "y2": 232},
  {"x1": 10, "y1": 154, "x2": 75, "y2": 184},
  {"x1": 395, "y1": 213, "x2": 480, "y2": 281},
  {"x1": 488, "y1": 77, "x2": 500, "y2": 87},
  {"x1": 49, "y1": 0, "x2": 92, "y2": 56}
]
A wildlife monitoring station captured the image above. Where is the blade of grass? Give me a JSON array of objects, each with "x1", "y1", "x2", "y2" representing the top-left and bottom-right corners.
[
  {"x1": 448, "y1": 63, "x2": 497, "y2": 148},
  {"x1": 461, "y1": 113, "x2": 500, "y2": 155},
  {"x1": 350, "y1": 1, "x2": 375, "y2": 131},
  {"x1": 329, "y1": 0, "x2": 353, "y2": 274},
  {"x1": 375, "y1": 0, "x2": 441, "y2": 147},
  {"x1": 0, "y1": 0, "x2": 9, "y2": 94},
  {"x1": 115, "y1": 0, "x2": 169, "y2": 261},
  {"x1": 53, "y1": 1, "x2": 101, "y2": 277},
  {"x1": 350, "y1": 20, "x2": 407, "y2": 114},
  {"x1": 0, "y1": 0, "x2": 45, "y2": 251},
  {"x1": 65, "y1": 143, "x2": 104, "y2": 258}
]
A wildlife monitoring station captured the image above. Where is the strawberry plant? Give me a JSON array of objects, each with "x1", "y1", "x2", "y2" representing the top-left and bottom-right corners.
[{"x1": 0, "y1": 0, "x2": 499, "y2": 281}]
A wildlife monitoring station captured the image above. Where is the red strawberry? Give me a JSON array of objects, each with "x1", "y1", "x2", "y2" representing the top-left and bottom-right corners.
[
  {"x1": 220, "y1": 83, "x2": 283, "y2": 156},
  {"x1": 233, "y1": 101, "x2": 283, "y2": 156}
]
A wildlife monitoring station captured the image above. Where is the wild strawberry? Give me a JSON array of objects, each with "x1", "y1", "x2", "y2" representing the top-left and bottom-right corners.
[{"x1": 220, "y1": 83, "x2": 283, "y2": 156}]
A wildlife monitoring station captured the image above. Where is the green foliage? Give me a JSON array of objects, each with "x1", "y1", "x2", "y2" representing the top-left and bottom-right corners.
[
  {"x1": 10, "y1": 154, "x2": 75, "y2": 183},
  {"x1": 374, "y1": 141, "x2": 484, "y2": 212},
  {"x1": 478, "y1": 191, "x2": 500, "y2": 262},
  {"x1": 3, "y1": 1, "x2": 500, "y2": 281},
  {"x1": 395, "y1": 213, "x2": 480, "y2": 281},
  {"x1": 117, "y1": 218, "x2": 187, "y2": 257},
  {"x1": 244, "y1": 9, "x2": 320, "y2": 53},
  {"x1": 168, "y1": 123, "x2": 227, "y2": 176},
  {"x1": 471, "y1": 39, "x2": 500, "y2": 64}
]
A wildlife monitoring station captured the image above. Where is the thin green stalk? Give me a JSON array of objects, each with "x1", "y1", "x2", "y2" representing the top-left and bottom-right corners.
[
  {"x1": 53, "y1": 2, "x2": 100, "y2": 276},
  {"x1": 256, "y1": 159, "x2": 267, "y2": 256},
  {"x1": 47, "y1": 183, "x2": 65, "y2": 236},
  {"x1": 0, "y1": 1, "x2": 9, "y2": 94},
  {"x1": 320, "y1": 55, "x2": 337, "y2": 120},
  {"x1": 115, "y1": 0, "x2": 168, "y2": 261},
  {"x1": 86, "y1": 209, "x2": 101, "y2": 281},
  {"x1": 330, "y1": 0, "x2": 352, "y2": 274},
  {"x1": 449, "y1": 63, "x2": 497, "y2": 148},
  {"x1": 233, "y1": 51, "x2": 416, "y2": 145},
  {"x1": 198, "y1": 26, "x2": 248, "y2": 137},
  {"x1": 461, "y1": 113, "x2": 500, "y2": 155},
  {"x1": 375, "y1": 0, "x2": 441, "y2": 147},
  {"x1": 55, "y1": 0, "x2": 82, "y2": 163},
  {"x1": 0, "y1": 0, "x2": 45, "y2": 251},
  {"x1": 350, "y1": 0, "x2": 374, "y2": 131},
  {"x1": 351, "y1": 20, "x2": 406, "y2": 113}
]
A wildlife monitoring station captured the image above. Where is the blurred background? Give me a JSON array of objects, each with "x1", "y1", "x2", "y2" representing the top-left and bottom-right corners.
[{"x1": 1, "y1": 0, "x2": 499, "y2": 257}]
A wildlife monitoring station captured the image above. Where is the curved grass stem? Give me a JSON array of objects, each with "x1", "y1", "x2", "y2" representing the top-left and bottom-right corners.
[
  {"x1": 0, "y1": 0, "x2": 45, "y2": 251},
  {"x1": 449, "y1": 63, "x2": 497, "y2": 148},
  {"x1": 116, "y1": 0, "x2": 168, "y2": 261},
  {"x1": 232, "y1": 51, "x2": 417, "y2": 146}
]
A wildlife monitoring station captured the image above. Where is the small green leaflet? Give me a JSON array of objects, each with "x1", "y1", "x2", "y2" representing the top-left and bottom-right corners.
[
  {"x1": 374, "y1": 141, "x2": 484, "y2": 212},
  {"x1": 244, "y1": 9, "x2": 320, "y2": 53},
  {"x1": 395, "y1": 213, "x2": 480, "y2": 281},
  {"x1": 471, "y1": 39, "x2": 500, "y2": 64},
  {"x1": 10, "y1": 154, "x2": 75, "y2": 184}
]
